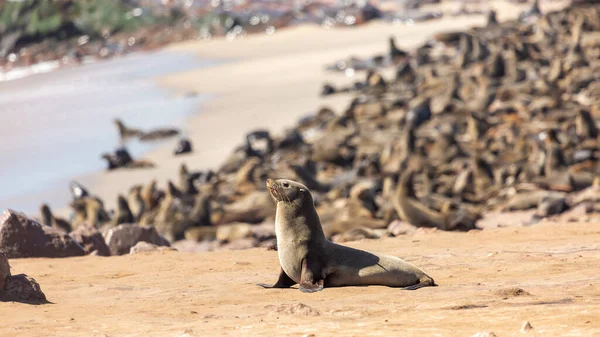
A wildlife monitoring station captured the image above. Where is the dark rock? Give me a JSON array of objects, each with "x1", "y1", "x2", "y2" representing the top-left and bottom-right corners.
[
  {"x1": 321, "y1": 83, "x2": 336, "y2": 96},
  {"x1": 360, "y1": 2, "x2": 382, "y2": 22},
  {"x1": 0, "y1": 251, "x2": 9, "y2": 290},
  {"x1": 174, "y1": 138, "x2": 193, "y2": 155},
  {"x1": 0, "y1": 210, "x2": 85, "y2": 258},
  {"x1": 101, "y1": 147, "x2": 133, "y2": 170},
  {"x1": 103, "y1": 224, "x2": 170, "y2": 256},
  {"x1": 0, "y1": 274, "x2": 47, "y2": 304},
  {"x1": 69, "y1": 224, "x2": 111, "y2": 256}
]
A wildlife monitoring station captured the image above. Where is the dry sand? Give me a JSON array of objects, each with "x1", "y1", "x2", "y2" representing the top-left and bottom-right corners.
[
  {"x1": 78, "y1": 0, "x2": 570, "y2": 209},
  {"x1": 2, "y1": 220, "x2": 599, "y2": 336}
]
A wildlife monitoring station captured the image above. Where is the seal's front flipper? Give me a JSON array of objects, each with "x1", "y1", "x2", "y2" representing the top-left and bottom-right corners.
[
  {"x1": 299, "y1": 279, "x2": 324, "y2": 293},
  {"x1": 298, "y1": 257, "x2": 325, "y2": 293},
  {"x1": 257, "y1": 267, "x2": 296, "y2": 289}
]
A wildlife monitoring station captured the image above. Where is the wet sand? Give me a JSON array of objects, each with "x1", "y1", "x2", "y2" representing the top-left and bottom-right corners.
[{"x1": 2, "y1": 219, "x2": 599, "y2": 336}]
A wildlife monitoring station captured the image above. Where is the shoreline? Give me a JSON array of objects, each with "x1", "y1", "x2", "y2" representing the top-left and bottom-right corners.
[{"x1": 0, "y1": 50, "x2": 215, "y2": 215}]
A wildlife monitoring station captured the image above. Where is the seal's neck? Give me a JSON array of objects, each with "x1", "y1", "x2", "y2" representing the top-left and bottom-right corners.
[
  {"x1": 276, "y1": 202, "x2": 326, "y2": 242},
  {"x1": 41, "y1": 211, "x2": 53, "y2": 227}
]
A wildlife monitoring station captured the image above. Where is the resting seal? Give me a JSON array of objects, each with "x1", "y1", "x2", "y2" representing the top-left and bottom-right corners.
[{"x1": 258, "y1": 179, "x2": 435, "y2": 293}]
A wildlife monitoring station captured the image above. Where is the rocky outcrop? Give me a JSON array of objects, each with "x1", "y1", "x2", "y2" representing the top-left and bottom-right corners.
[
  {"x1": 0, "y1": 251, "x2": 47, "y2": 304},
  {"x1": 69, "y1": 225, "x2": 111, "y2": 256},
  {"x1": 103, "y1": 224, "x2": 170, "y2": 256},
  {"x1": 0, "y1": 251, "x2": 9, "y2": 291},
  {"x1": 0, "y1": 274, "x2": 48, "y2": 304},
  {"x1": 0, "y1": 210, "x2": 85, "y2": 258}
]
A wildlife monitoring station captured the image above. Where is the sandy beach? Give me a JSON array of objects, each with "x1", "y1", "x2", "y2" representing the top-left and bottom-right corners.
[
  {"x1": 77, "y1": 0, "x2": 570, "y2": 210},
  {"x1": 2, "y1": 218, "x2": 599, "y2": 336}
]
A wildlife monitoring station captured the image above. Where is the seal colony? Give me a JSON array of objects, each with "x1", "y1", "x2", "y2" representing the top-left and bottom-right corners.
[
  {"x1": 15, "y1": 2, "x2": 600, "y2": 255},
  {"x1": 259, "y1": 179, "x2": 435, "y2": 292}
]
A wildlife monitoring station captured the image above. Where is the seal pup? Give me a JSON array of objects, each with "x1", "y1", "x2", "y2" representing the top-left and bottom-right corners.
[
  {"x1": 128, "y1": 185, "x2": 145, "y2": 222},
  {"x1": 389, "y1": 36, "x2": 408, "y2": 64},
  {"x1": 69, "y1": 181, "x2": 89, "y2": 201},
  {"x1": 108, "y1": 195, "x2": 134, "y2": 227},
  {"x1": 258, "y1": 179, "x2": 435, "y2": 292},
  {"x1": 393, "y1": 170, "x2": 478, "y2": 231},
  {"x1": 113, "y1": 119, "x2": 143, "y2": 140},
  {"x1": 487, "y1": 10, "x2": 498, "y2": 26},
  {"x1": 519, "y1": 0, "x2": 541, "y2": 23},
  {"x1": 101, "y1": 148, "x2": 154, "y2": 170},
  {"x1": 139, "y1": 125, "x2": 180, "y2": 141},
  {"x1": 179, "y1": 163, "x2": 200, "y2": 195}
]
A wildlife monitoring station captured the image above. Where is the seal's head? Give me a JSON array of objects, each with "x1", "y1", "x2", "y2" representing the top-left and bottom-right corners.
[
  {"x1": 117, "y1": 195, "x2": 129, "y2": 211},
  {"x1": 266, "y1": 179, "x2": 312, "y2": 206},
  {"x1": 40, "y1": 203, "x2": 53, "y2": 226}
]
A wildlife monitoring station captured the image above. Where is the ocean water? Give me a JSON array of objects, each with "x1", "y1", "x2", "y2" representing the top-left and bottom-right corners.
[{"x1": 0, "y1": 50, "x2": 216, "y2": 213}]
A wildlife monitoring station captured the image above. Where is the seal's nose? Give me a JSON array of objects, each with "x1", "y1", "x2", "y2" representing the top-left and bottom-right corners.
[{"x1": 266, "y1": 179, "x2": 274, "y2": 188}]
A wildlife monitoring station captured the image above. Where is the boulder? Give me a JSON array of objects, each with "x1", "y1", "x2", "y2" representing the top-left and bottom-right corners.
[
  {"x1": 70, "y1": 224, "x2": 111, "y2": 256},
  {"x1": 0, "y1": 251, "x2": 9, "y2": 290},
  {"x1": 0, "y1": 274, "x2": 47, "y2": 304},
  {"x1": 103, "y1": 224, "x2": 169, "y2": 256},
  {"x1": 0, "y1": 210, "x2": 85, "y2": 258}
]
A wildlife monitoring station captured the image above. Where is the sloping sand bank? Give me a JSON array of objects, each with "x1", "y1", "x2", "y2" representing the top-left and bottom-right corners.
[{"x1": 2, "y1": 220, "x2": 599, "y2": 336}]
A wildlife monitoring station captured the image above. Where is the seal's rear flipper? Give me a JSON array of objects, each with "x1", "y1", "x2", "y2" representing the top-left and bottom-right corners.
[
  {"x1": 257, "y1": 268, "x2": 296, "y2": 289},
  {"x1": 401, "y1": 277, "x2": 436, "y2": 290}
]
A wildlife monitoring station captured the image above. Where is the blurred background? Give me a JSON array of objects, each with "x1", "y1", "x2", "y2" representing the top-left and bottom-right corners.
[{"x1": 0, "y1": 0, "x2": 447, "y2": 212}]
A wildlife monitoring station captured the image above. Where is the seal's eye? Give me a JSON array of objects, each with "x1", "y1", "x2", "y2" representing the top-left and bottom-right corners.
[
  {"x1": 299, "y1": 189, "x2": 305, "y2": 193},
  {"x1": 282, "y1": 182, "x2": 289, "y2": 188}
]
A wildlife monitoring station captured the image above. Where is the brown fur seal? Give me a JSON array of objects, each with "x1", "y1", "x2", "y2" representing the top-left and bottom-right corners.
[
  {"x1": 108, "y1": 195, "x2": 134, "y2": 227},
  {"x1": 113, "y1": 119, "x2": 143, "y2": 139},
  {"x1": 394, "y1": 170, "x2": 478, "y2": 231},
  {"x1": 70, "y1": 197, "x2": 110, "y2": 229},
  {"x1": 258, "y1": 179, "x2": 435, "y2": 292},
  {"x1": 128, "y1": 185, "x2": 145, "y2": 222},
  {"x1": 40, "y1": 204, "x2": 72, "y2": 233}
]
